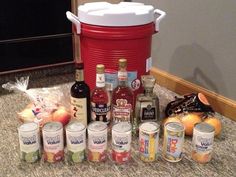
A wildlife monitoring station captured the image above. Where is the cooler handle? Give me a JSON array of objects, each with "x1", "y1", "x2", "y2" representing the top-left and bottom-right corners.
[
  {"x1": 66, "y1": 11, "x2": 81, "y2": 34},
  {"x1": 154, "y1": 9, "x2": 166, "y2": 32}
]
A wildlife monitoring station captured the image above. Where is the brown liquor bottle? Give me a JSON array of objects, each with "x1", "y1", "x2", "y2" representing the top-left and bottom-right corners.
[
  {"x1": 112, "y1": 59, "x2": 134, "y2": 125},
  {"x1": 70, "y1": 63, "x2": 91, "y2": 127},
  {"x1": 91, "y1": 64, "x2": 111, "y2": 125}
]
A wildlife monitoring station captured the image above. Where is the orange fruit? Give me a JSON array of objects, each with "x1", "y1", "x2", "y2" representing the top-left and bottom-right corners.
[
  {"x1": 180, "y1": 113, "x2": 202, "y2": 136},
  {"x1": 204, "y1": 117, "x2": 222, "y2": 136}
]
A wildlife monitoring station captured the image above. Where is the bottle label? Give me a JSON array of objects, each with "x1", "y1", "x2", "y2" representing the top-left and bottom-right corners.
[
  {"x1": 118, "y1": 71, "x2": 128, "y2": 81},
  {"x1": 112, "y1": 99, "x2": 132, "y2": 123},
  {"x1": 91, "y1": 102, "x2": 111, "y2": 124},
  {"x1": 75, "y1": 69, "x2": 84, "y2": 82},
  {"x1": 140, "y1": 102, "x2": 157, "y2": 122},
  {"x1": 128, "y1": 71, "x2": 140, "y2": 91},
  {"x1": 105, "y1": 70, "x2": 118, "y2": 91},
  {"x1": 105, "y1": 69, "x2": 140, "y2": 91},
  {"x1": 96, "y1": 74, "x2": 105, "y2": 88},
  {"x1": 71, "y1": 97, "x2": 88, "y2": 127}
]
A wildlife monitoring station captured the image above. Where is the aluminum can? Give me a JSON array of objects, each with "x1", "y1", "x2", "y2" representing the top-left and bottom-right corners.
[
  {"x1": 112, "y1": 122, "x2": 132, "y2": 163},
  {"x1": 42, "y1": 122, "x2": 64, "y2": 163},
  {"x1": 162, "y1": 122, "x2": 185, "y2": 162},
  {"x1": 66, "y1": 121, "x2": 86, "y2": 163},
  {"x1": 18, "y1": 122, "x2": 40, "y2": 163},
  {"x1": 139, "y1": 122, "x2": 160, "y2": 162},
  {"x1": 88, "y1": 121, "x2": 107, "y2": 162},
  {"x1": 192, "y1": 122, "x2": 215, "y2": 163}
]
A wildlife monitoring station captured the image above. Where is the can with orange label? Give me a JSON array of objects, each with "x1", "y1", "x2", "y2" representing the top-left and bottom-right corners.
[{"x1": 88, "y1": 121, "x2": 107, "y2": 162}]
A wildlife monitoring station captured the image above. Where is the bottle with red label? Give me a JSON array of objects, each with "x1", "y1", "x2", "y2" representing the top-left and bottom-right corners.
[
  {"x1": 91, "y1": 64, "x2": 111, "y2": 125},
  {"x1": 111, "y1": 59, "x2": 134, "y2": 125}
]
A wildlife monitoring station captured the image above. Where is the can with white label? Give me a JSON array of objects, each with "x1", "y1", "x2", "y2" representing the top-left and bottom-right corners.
[
  {"x1": 192, "y1": 122, "x2": 215, "y2": 163},
  {"x1": 88, "y1": 121, "x2": 107, "y2": 162},
  {"x1": 66, "y1": 121, "x2": 86, "y2": 163},
  {"x1": 162, "y1": 122, "x2": 185, "y2": 162},
  {"x1": 139, "y1": 122, "x2": 160, "y2": 162},
  {"x1": 18, "y1": 122, "x2": 41, "y2": 163},
  {"x1": 42, "y1": 122, "x2": 64, "y2": 163},
  {"x1": 112, "y1": 122, "x2": 132, "y2": 163}
]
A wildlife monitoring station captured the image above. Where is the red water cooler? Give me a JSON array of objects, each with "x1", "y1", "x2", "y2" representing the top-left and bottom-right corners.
[{"x1": 66, "y1": 2, "x2": 166, "y2": 96}]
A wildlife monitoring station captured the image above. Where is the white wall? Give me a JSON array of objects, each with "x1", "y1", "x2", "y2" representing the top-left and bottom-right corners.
[{"x1": 134, "y1": 0, "x2": 236, "y2": 100}]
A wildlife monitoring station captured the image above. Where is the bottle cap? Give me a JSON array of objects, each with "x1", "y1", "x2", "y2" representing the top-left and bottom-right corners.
[
  {"x1": 96, "y1": 64, "x2": 105, "y2": 73},
  {"x1": 194, "y1": 122, "x2": 215, "y2": 133},
  {"x1": 141, "y1": 75, "x2": 156, "y2": 88},
  {"x1": 118, "y1": 58, "x2": 127, "y2": 68}
]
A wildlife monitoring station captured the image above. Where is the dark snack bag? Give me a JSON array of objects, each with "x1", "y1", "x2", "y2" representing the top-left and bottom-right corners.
[{"x1": 165, "y1": 93, "x2": 214, "y2": 117}]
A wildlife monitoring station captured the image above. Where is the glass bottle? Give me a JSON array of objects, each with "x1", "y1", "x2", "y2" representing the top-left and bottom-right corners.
[
  {"x1": 112, "y1": 59, "x2": 134, "y2": 125},
  {"x1": 70, "y1": 63, "x2": 91, "y2": 127},
  {"x1": 91, "y1": 64, "x2": 111, "y2": 125},
  {"x1": 134, "y1": 75, "x2": 160, "y2": 132}
]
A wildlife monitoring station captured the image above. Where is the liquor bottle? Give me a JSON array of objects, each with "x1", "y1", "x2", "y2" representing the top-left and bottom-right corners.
[
  {"x1": 91, "y1": 64, "x2": 111, "y2": 125},
  {"x1": 112, "y1": 59, "x2": 134, "y2": 124},
  {"x1": 70, "y1": 63, "x2": 91, "y2": 127},
  {"x1": 134, "y1": 75, "x2": 160, "y2": 132}
]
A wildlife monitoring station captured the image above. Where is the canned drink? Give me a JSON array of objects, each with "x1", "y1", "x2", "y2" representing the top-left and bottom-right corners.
[
  {"x1": 112, "y1": 122, "x2": 132, "y2": 163},
  {"x1": 139, "y1": 122, "x2": 160, "y2": 162},
  {"x1": 162, "y1": 122, "x2": 185, "y2": 162},
  {"x1": 42, "y1": 122, "x2": 64, "y2": 163},
  {"x1": 18, "y1": 122, "x2": 41, "y2": 163},
  {"x1": 66, "y1": 121, "x2": 86, "y2": 163},
  {"x1": 192, "y1": 122, "x2": 215, "y2": 163},
  {"x1": 88, "y1": 121, "x2": 107, "y2": 162}
]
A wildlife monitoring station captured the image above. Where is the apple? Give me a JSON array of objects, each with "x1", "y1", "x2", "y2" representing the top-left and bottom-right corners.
[{"x1": 52, "y1": 106, "x2": 71, "y2": 126}]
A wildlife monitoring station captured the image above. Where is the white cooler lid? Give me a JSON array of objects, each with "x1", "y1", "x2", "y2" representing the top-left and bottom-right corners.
[{"x1": 78, "y1": 2, "x2": 155, "y2": 26}]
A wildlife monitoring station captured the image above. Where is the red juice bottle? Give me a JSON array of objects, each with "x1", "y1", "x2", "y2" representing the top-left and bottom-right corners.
[{"x1": 112, "y1": 59, "x2": 134, "y2": 125}]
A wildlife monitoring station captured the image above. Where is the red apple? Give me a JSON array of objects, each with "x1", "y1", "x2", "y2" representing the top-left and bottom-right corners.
[{"x1": 52, "y1": 106, "x2": 71, "y2": 126}]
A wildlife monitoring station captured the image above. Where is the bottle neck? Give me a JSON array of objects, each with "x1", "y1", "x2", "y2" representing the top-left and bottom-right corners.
[
  {"x1": 96, "y1": 73, "x2": 105, "y2": 88},
  {"x1": 75, "y1": 68, "x2": 84, "y2": 82},
  {"x1": 118, "y1": 70, "x2": 128, "y2": 86},
  {"x1": 144, "y1": 87, "x2": 154, "y2": 95}
]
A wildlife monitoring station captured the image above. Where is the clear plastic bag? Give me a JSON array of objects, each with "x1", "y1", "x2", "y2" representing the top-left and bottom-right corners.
[{"x1": 2, "y1": 76, "x2": 70, "y2": 126}]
